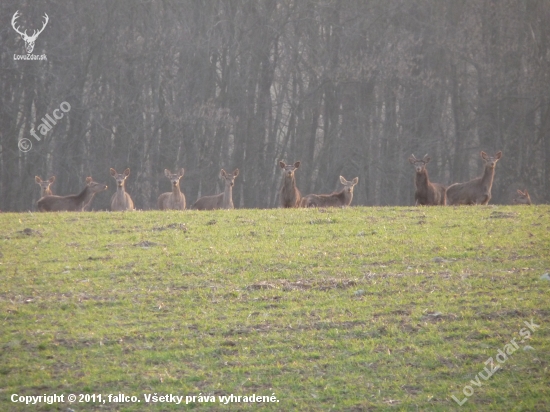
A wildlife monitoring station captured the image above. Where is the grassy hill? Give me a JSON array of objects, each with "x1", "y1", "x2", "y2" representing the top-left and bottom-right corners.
[{"x1": 1, "y1": 206, "x2": 548, "y2": 411}]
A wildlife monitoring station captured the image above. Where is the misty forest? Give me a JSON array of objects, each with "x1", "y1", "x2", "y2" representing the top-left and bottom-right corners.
[{"x1": 1, "y1": 0, "x2": 549, "y2": 211}]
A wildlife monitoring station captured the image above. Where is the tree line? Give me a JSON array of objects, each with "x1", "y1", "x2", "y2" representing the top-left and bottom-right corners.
[{"x1": 1, "y1": 0, "x2": 549, "y2": 211}]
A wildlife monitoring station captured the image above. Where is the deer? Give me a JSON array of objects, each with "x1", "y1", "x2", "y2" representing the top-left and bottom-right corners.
[
  {"x1": 446, "y1": 151, "x2": 502, "y2": 205},
  {"x1": 301, "y1": 176, "x2": 359, "y2": 207},
  {"x1": 192, "y1": 169, "x2": 239, "y2": 210},
  {"x1": 37, "y1": 177, "x2": 107, "y2": 212},
  {"x1": 158, "y1": 168, "x2": 186, "y2": 210},
  {"x1": 110, "y1": 168, "x2": 134, "y2": 211},
  {"x1": 11, "y1": 10, "x2": 49, "y2": 54},
  {"x1": 513, "y1": 189, "x2": 531, "y2": 205},
  {"x1": 408, "y1": 154, "x2": 446, "y2": 206},
  {"x1": 279, "y1": 161, "x2": 302, "y2": 208},
  {"x1": 35, "y1": 176, "x2": 55, "y2": 197}
]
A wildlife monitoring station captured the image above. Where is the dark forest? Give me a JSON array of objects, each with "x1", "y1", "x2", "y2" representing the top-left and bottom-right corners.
[{"x1": 1, "y1": 0, "x2": 549, "y2": 211}]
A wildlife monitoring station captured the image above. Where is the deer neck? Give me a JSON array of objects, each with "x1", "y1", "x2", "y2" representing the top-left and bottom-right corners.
[
  {"x1": 480, "y1": 165, "x2": 495, "y2": 190},
  {"x1": 116, "y1": 184, "x2": 126, "y2": 197},
  {"x1": 75, "y1": 185, "x2": 97, "y2": 207},
  {"x1": 338, "y1": 188, "x2": 352, "y2": 204},
  {"x1": 75, "y1": 185, "x2": 90, "y2": 202},
  {"x1": 172, "y1": 183, "x2": 183, "y2": 199},
  {"x1": 223, "y1": 183, "x2": 233, "y2": 208},
  {"x1": 283, "y1": 175, "x2": 296, "y2": 192},
  {"x1": 415, "y1": 169, "x2": 429, "y2": 186}
]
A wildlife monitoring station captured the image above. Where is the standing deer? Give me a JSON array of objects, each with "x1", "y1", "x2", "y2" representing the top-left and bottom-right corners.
[
  {"x1": 408, "y1": 154, "x2": 446, "y2": 205},
  {"x1": 279, "y1": 161, "x2": 302, "y2": 208},
  {"x1": 192, "y1": 169, "x2": 239, "y2": 210},
  {"x1": 37, "y1": 177, "x2": 107, "y2": 212},
  {"x1": 446, "y1": 151, "x2": 502, "y2": 205},
  {"x1": 35, "y1": 176, "x2": 55, "y2": 197},
  {"x1": 158, "y1": 168, "x2": 186, "y2": 210},
  {"x1": 301, "y1": 176, "x2": 359, "y2": 207},
  {"x1": 513, "y1": 189, "x2": 531, "y2": 205},
  {"x1": 110, "y1": 168, "x2": 134, "y2": 211}
]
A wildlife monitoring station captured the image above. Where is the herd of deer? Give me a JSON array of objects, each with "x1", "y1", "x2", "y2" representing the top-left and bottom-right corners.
[
  {"x1": 408, "y1": 150, "x2": 530, "y2": 206},
  {"x1": 35, "y1": 168, "x2": 239, "y2": 212},
  {"x1": 33, "y1": 150, "x2": 531, "y2": 212}
]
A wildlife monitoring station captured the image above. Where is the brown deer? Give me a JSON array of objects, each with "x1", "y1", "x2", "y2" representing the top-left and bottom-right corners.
[
  {"x1": 158, "y1": 168, "x2": 186, "y2": 210},
  {"x1": 513, "y1": 189, "x2": 531, "y2": 205},
  {"x1": 446, "y1": 151, "x2": 502, "y2": 205},
  {"x1": 279, "y1": 161, "x2": 302, "y2": 208},
  {"x1": 37, "y1": 177, "x2": 107, "y2": 212},
  {"x1": 301, "y1": 176, "x2": 359, "y2": 207},
  {"x1": 192, "y1": 169, "x2": 239, "y2": 210},
  {"x1": 408, "y1": 154, "x2": 446, "y2": 205},
  {"x1": 110, "y1": 168, "x2": 134, "y2": 211},
  {"x1": 35, "y1": 176, "x2": 55, "y2": 197}
]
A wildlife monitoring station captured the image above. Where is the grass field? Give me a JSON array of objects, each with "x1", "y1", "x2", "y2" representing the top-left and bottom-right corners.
[{"x1": 0, "y1": 205, "x2": 549, "y2": 411}]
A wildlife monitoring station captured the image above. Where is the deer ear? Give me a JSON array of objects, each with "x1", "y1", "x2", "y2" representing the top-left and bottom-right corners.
[
  {"x1": 517, "y1": 189, "x2": 524, "y2": 195},
  {"x1": 86, "y1": 177, "x2": 93, "y2": 184},
  {"x1": 294, "y1": 161, "x2": 301, "y2": 168},
  {"x1": 480, "y1": 151, "x2": 488, "y2": 159},
  {"x1": 49, "y1": 176, "x2": 55, "y2": 183},
  {"x1": 233, "y1": 169, "x2": 239, "y2": 177},
  {"x1": 352, "y1": 177, "x2": 359, "y2": 185},
  {"x1": 35, "y1": 176, "x2": 42, "y2": 183},
  {"x1": 279, "y1": 161, "x2": 286, "y2": 169},
  {"x1": 220, "y1": 169, "x2": 227, "y2": 177},
  {"x1": 408, "y1": 156, "x2": 415, "y2": 164},
  {"x1": 524, "y1": 189, "x2": 528, "y2": 195},
  {"x1": 178, "y1": 168, "x2": 185, "y2": 177},
  {"x1": 110, "y1": 168, "x2": 117, "y2": 176},
  {"x1": 164, "y1": 169, "x2": 171, "y2": 177},
  {"x1": 423, "y1": 155, "x2": 431, "y2": 163},
  {"x1": 495, "y1": 151, "x2": 502, "y2": 159},
  {"x1": 340, "y1": 176, "x2": 347, "y2": 185},
  {"x1": 124, "y1": 168, "x2": 130, "y2": 177}
]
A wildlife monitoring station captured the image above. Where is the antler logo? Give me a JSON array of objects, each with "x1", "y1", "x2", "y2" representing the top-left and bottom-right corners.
[{"x1": 11, "y1": 10, "x2": 49, "y2": 54}]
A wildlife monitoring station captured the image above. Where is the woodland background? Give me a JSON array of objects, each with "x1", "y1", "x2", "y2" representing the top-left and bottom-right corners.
[{"x1": 1, "y1": 0, "x2": 549, "y2": 211}]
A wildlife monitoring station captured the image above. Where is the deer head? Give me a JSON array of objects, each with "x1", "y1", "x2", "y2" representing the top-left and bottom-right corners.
[
  {"x1": 480, "y1": 151, "x2": 502, "y2": 168},
  {"x1": 408, "y1": 154, "x2": 431, "y2": 173},
  {"x1": 339, "y1": 176, "x2": 359, "y2": 194},
  {"x1": 164, "y1": 169, "x2": 184, "y2": 188},
  {"x1": 85, "y1": 177, "x2": 108, "y2": 194},
  {"x1": 513, "y1": 189, "x2": 531, "y2": 205},
  {"x1": 221, "y1": 169, "x2": 239, "y2": 187},
  {"x1": 12, "y1": 10, "x2": 49, "y2": 54},
  {"x1": 35, "y1": 175, "x2": 55, "y2": 195},
  {"x1": 110, "y1": 168, "x2": 130, "y2": 188},
  {"x1": 279, "y1": 161, "x2": 300, "y2": 178}
]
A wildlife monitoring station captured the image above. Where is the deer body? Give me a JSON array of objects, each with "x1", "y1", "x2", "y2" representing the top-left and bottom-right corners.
[
  {"x1": 35, "y1": 176, "x2": 55, "y2": 197},
  {"x1": 37, "y1": 177, "x2": 107, "y2": 212},
  {"x1": 279, "y1": 161, "x2": 302, "y2": 208},
  {"x1": 193, "y1": 169, "x2": 239, "y2": 210},
  {"x1": 302, "y1": 176, "x2": 359, "y2": 207},
  {"x1": 446, "y1": 151, "x2": 502, "y2": 205},
  {"x1": 408, "y1": 155, "x2": 446, "y2": 206},
  {"x1": 110, "y1": 168, "x2": 134, "y2": 211},
  {"x1": 158, "y1": 169, "x2": 185, "y2": 210},
  {"x1": 513, "y1": 189, "x2": 531, "y2": 205}
]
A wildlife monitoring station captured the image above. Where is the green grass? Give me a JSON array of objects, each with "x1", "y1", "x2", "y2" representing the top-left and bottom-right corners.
[{"x1": 0, "y1": 206, "x2": 549, "y2": 411}]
